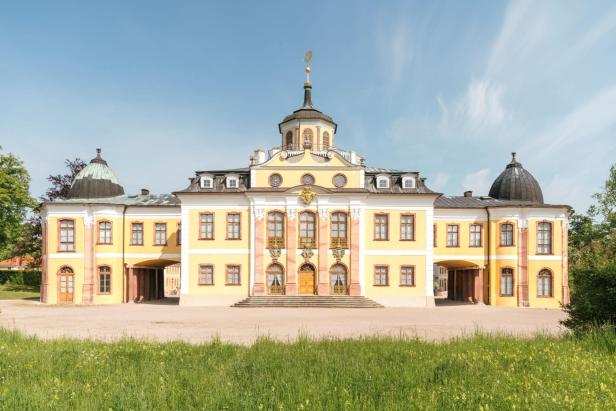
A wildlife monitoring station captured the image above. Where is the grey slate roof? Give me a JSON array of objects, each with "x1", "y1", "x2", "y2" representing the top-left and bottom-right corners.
[
  {"x1": 488, "y1": 153, "x2": 544, "y2": 203},
  {"x1": 278, "y1": 84, "x2": 337, "y2": 131},
  {"x1": 50, "y1": 194, "x2": 180, "y2": 207},
  {"x1": 435, "y1": 195, "x2": 569, "y2": 209}
]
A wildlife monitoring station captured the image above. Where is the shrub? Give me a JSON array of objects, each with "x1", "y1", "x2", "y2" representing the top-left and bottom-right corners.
[
  {"x1": 0, "y1": 270, "x2": 41, "y2": 287},
  {"x1": 562, "y1": 264, "x2": 616, "y2": 332}
]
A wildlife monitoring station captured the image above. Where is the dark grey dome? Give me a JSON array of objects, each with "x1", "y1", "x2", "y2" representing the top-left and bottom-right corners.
[
  {"x1": 488, "y1": 153, "x2": 543, "y2": 203},
  {"x1": 278, "y1": 83, "x2": 337, "y2": 132},
  {"x1": 67, "y1": 149, "x2": 125, "y2": 199}
]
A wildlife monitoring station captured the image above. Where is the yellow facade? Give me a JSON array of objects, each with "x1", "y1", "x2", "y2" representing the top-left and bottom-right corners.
[{"x1": 41, "y1": 69, "x2": 570, "y2": 308}]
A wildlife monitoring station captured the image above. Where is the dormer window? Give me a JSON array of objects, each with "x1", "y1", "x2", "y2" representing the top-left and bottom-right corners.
[
  {"x1": 376, "y1": 175, "x2": 390, "y2": 189},
  {"x1": 226, "y1": 174, "x2": 239, "y2": 189},
  {"x1": 200, "y1": 175, "x2": 213, "y2": 189},
  {"x1": 402, "y1": 176, "x2": 416, "y2": 189}
]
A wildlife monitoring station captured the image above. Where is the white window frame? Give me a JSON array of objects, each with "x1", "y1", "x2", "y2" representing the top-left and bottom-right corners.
[
  {"x1": 402, "y1": 175, "x2": 416, "y2": 189},
  {"x1": 226, "y1": 174, "x2": 239, "y2": 189},
  {"x1": 376, "y1": 174, "x2": 390, "y2": 189},
  {"x1": 200, "y1": 175, "x2": 213, "y2": 189}
]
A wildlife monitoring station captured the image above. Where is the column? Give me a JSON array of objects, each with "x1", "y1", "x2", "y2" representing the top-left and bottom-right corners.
[
  {"x1": 253, "y1": 209, "x2": 266, "y2": 295},
  {"x1": 517, "y1": 227, "x2": 529, "y2": 307},
  {"x1": 349, "y1": 209, "x2": 361, "y2": 296},
  {"x1": 475, "y1": 268, "x2": 484, "y2": 304},
  {"x1": 82, "y1": 213, "x2": 95, "y2": 304},
  {"x1": 285, "y1": 208, "x2": 298, "y2": 295},
  {"x1": 317, "y1": 209, "x2": 329, "y2": 295},
  {"x1": 561, "y1": 220, "x2": 570, "y2": 305}
]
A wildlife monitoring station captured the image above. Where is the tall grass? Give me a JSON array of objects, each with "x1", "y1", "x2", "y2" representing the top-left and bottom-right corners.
[{"x1": 0, "y1": 329, "x2": 614, "y2": 410}]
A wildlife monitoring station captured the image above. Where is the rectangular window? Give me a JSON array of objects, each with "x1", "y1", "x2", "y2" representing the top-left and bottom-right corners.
[
  {"x1": 433, "y1": 224, "x2": 437, "y2": 247},
  {"x1": 59, "y1": 219, "x2": 75, "y2": 252},
  {"x1": 155, "y1": 223, "x2": 167, "y2": 245},
  {"x1": 500, "y1": 268, "x2": 514, "y2": 296},
  {"x1": 177, "y1": 223, "x2": 182, "y2": 246},
  {"x1": 226, "y1": 213, "x2": 241, "y2": 240},
  {"x1": 374, "y1": 266, "x2": 389, "y2": 286},
  {"x1": 330, "y1": 212, "x2": 348, "y2": 248},
  {"x1": 500, "y1": 223, "x2": 514, "y2": 246},
  {"x1": 267, "y1": 212, "x2": 285, "y2": 248},
  {"x1": 400, "y1": 266, "x2": 415, "y2": 287},
  {"x1": 98, "y1": 266, "x2": 111, "y2": 294},
  {"x1": 200, "y1": 213, "x2": 214, "y2": 240},
  {"x1": 374, "y1": 214, "x2": 389, "y2": 241},
  {"x1": 299, "y1": 212, "x2": 316, "y2": 248},
  {"x1": 446, "y1": 224, "x2": 459, "y2": 247},
  {"x1": 131, "y1": 223, "x2": 144, "y2": 245},
  {"x1": 469, "y1": 224, "x2": 482, "y2": 247},
  {"x1": 226, "y1": 265, "x2": 240, "y2": 285},
  {"x1": 537, "y1": 222, "x2": 552, "y2": 254},
  {"x1": 400, "y1": 214, "x2": 415, "y2": 241},
  {"x1": 97, "y1": 221, "x2": 112, "y2": 244},
  {"x1": 199, "y1": 265, "x2": 214, "y2": 285}
]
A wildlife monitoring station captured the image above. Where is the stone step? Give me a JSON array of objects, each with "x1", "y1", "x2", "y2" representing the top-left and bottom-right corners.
[{"x1": 232, "y1": 296, "x2": 383, "y2": 308}]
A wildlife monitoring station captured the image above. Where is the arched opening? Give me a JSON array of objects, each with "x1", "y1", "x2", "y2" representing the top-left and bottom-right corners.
[
  {"x1": 537, "y1": 268, "x2": 553, "y2": 297},
  {"x1": 433, "y1": 260, "x2": 483, "y2": 305},
  {"x1": 284, "y1": 131, "x2": 293, "y2": 149},
  {"x1": 267, "y1": 263, "x2": 285, "y2": 295},
  {"x1": 298, "y1": 263, "x2": 316, "y2": 295},
  {"x1": 57, "y1": 266, "x2": 74, "y2": 304},
  {"x1": 127, "y1": 258, "x2": 180, "y2": 304},
  {"x1": 330, "y1": 263, "x2": 348, "y2": 295},
  {"x1": 302, "y1": 128, "x2": 313, "y2": 149}
]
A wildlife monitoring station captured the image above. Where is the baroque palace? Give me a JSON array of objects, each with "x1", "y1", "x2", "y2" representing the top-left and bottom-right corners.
[{"x1": 40, "y1": 65, "x2": 571, "y2": 308}]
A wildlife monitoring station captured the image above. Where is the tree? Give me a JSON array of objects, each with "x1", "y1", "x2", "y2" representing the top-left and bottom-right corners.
[
  {"x1": 563, "y1": 164, "x2": 616, "y2": 331},
  {"x1": 43, "y1": 158, "x2": 87, "y2": 201},
  {"x1": 0, "y1": 147, "x2": 36, "y2": 260}
]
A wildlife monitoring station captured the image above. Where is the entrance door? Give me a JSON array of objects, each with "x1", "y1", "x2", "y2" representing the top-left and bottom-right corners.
[
  {"x1": 298, "y1": 264, "x2": 315, "y2": 295},
  {"x1": 330, "y1": 264, "x2": 348, "y2": 295},
  {"x1": 58, "y1": 267, "x2": 74, "y2": 303}
]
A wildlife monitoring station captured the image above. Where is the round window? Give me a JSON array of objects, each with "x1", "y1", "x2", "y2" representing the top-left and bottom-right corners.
[
  {"x1": 269, "y1": 173, "x2": 283, "y2": 187},
  {"x1": 332, "y1": 173, "x2": 347, "y2": 188},
  {"x1": 301, "y1": 174, "x2": 315, "y2": 185}
]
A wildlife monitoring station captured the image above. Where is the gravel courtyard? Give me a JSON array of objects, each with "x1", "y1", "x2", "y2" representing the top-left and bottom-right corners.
[{"x1": 0, "y1": 299, "x2": 567, "y2": 345}]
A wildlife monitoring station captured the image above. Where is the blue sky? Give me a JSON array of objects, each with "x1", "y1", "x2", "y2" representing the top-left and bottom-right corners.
[{"x1": 1, "y1": 0, "x2": 616, "y2": 212}]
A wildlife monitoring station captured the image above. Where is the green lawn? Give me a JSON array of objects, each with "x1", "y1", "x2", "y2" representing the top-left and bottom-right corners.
[
  {"x1": 0, "y1": 284, "x2": 40, "y2": 300},
  {"x1": 0, "y1": 329, "x2": 614, "y2": 409}
]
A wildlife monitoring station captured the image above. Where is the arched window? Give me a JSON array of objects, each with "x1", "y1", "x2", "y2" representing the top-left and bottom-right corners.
[
  {"x1": 322, "y1": 131, "x2": 330, "y2": 149},
  {"x1": 267, "y1": 263, "x2": 284, "y2": 295},
  {"x1": 97, "y1": 220, "x2": 112, "y2": 244},
  {"x1": 500, "y1": 268, "x2": 514, "y2": 296},
  {"x1": 267, "y1": 211, "x2": 284, "y2": 248},
  {"x1": 302, "y1": 128, "x2": 313, "y2": 148},
  {"x1": 538, "y1": 269, "x2": 553, "y2": 297},
  {"x1": 58, "y1": 266, "x2": 74, "y2": 303},
  {"x1": 330, "y1": 212, "x2": 348, "y2": 248},
  {"x1": 285, "y1": 131, "x2": 293, "y2": 149},
  {"x1": 299, "y1": 211, "x2": 316, "y2": 248},
  {"x1": 330, "y1": 263, "x2": 348, "y2": 295},
  {"x1": 98, "y1": 265, "x2": 111, "y2": 294}
]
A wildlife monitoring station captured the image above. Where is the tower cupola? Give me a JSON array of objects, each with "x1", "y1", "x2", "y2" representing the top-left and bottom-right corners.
[
  {"x1": 488, "y1": 152, "x2": 544, "y2": 203},
  {"x1": 67, "y1": 148, "x2": 125, "y2": 199}
]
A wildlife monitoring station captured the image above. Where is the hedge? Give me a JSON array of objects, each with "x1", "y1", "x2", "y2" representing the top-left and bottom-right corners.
[{"x1": 0, "y1": 270, "x2": 41, "y2": 287}]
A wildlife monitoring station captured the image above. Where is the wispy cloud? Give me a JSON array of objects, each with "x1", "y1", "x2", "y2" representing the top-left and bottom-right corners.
[
  {"x1": 462, "y1": 168, "x2": 492, "y2": 195},
  {"x1": 375, "y1": 17, "x2": 413, "y2": 87}
]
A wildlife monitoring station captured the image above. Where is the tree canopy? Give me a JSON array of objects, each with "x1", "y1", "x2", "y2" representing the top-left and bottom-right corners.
[{"x1": 0, "y1": 147, "x2": 36, "y2": 260}]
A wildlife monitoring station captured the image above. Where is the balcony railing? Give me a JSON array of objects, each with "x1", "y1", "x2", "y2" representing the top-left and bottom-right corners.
[
  {"x1": 330, "y1": 237, "x2": 348, "y2": 249},
  {"x1": 299, "y1": 237, "x2": 316, "y2": 249},
  {"x1": 267, "y1": 237, "x2": 285, "y2": 249}
]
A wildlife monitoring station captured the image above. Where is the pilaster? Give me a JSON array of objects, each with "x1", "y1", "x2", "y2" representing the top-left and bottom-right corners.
[
  {"x1": 285, "y1": 207, "x2": 298, "y2": 295},
  {"x1": 317, "y1": 208, "x2": 329, "y2": 295},
  {"x1": 253, "y1": 207, "x2": 265, "y2": 295},
  {"x1": 82, "y1": 212, "x2": 94, "y2": 304},
  {"x1": 349, "y1": 206, "x2": 361, "y2": 295},
  {"x1": 517, "y1": 225, "x2": 529, "y2": 307}
]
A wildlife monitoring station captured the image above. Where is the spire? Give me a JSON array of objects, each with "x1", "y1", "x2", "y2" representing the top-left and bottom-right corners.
[
  {"x1": 91, "y1": 147, "x2": 108, "y2": 165},
  {"x1": 302, "y1": 50, "x2": 313, "y2": 108}
]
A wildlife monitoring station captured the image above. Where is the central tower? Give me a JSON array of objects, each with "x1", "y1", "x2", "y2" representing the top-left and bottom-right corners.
[{"x1": 278, "y1": 52, "x2": 337, "y2": 151}]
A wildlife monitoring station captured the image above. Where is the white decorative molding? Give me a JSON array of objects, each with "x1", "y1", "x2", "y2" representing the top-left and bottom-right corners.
[
  {"x1": 48, "y1": 253, "x2": 85, "y2": 259},
  {"x1": 318, "y1": 207, "x2": 329, "y2": 219},
  {"x1": 188, "y1": 249, "x2": 250, "y2": 255},
  {"x1": 528, "y1": 255, "x2": 563, "y2": 261},
  {"x1": 351, "y1": 207, "x2": 361, "y2": 220},
  {"x1": 95, "y1": 252, "x2": 181, "y2": 259},
  {"x1": 253, "y1": 207, "x2": 265, "y2": 220},
  {"x1": 286, "y1": 207, "x2": 298, "y2": 220},
  {"x1": 365, "y1": 250, "x2": 429, "y2": 256}
]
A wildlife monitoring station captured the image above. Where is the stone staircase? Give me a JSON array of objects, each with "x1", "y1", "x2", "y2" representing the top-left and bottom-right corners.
[{"x1": 232, "y1": 295, "x2": 383, "y2": 308}]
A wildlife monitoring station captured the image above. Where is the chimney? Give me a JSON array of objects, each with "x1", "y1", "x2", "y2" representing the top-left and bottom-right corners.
[
  {"x1": 464, "y1": 190, "x2": 473, "y2": 197},
  {"x1": 141, "y1": 188, "x2": 150, "y2": 196}
]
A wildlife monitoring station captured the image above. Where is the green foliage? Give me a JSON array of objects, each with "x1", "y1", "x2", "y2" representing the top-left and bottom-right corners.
[
  {"x1": 563, "y1": 265, "x2": 616, "y2": 332},
  {"x1": 0, "y1": 147, "x2": 36, "y2": 260},
  {"x1": 0, "y1": 330, "x2": 614, "y2": 409},
  {"x1": 0, "y1": 270, "x2": 41, "y2": 287}
]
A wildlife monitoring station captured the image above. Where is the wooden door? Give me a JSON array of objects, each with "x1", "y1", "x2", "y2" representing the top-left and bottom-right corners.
[
  {"x1": 298, "y1": 267, "x2": 315, "y2": 295},
  {"x1": 59, "y1": 273, "x2": 74, "y2": 303}
]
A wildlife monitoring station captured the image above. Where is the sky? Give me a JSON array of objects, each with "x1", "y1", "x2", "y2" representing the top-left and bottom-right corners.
[{"x1": 1, "y1": 0, "x2": 616, "y2": 212}]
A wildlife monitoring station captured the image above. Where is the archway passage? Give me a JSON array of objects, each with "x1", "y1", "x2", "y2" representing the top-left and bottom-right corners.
[
  {"x1": 433, "y1": 260, "x2": 484, "y2": 304},
  {"x1": 330, "y1": 263, "x2": 348, "y2": 295},
  {"x1": 298, "y1": 263, "x2": 316, "y2": 295},
  {"x1": 127, "y1": 259, "x2": 180, "y2": 303}
]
